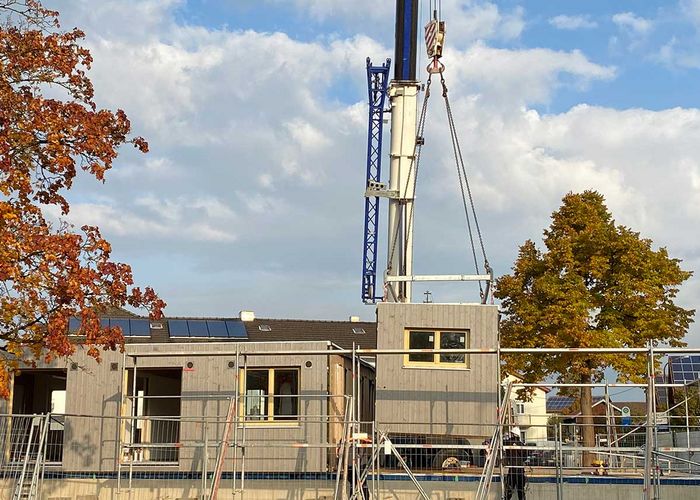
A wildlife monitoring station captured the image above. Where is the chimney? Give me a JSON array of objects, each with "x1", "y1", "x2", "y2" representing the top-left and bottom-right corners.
[
  {"x1": 240, "y1": 310, "x2": 255, "y2": 322},
  {"x1": 349, "y1": 316, "x2": 360, "y2": 323}
]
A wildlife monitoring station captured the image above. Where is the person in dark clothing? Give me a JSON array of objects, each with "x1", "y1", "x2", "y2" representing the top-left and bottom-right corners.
[
  {"x1": 338, "y1": 435, "x2": 371, "y2": 499},
  {"x1": 503, "y1": 432, "x2": 527, "y2": 500},
  {"x1": 348, "y1": 457, "x2": 370, "y2": 500}
]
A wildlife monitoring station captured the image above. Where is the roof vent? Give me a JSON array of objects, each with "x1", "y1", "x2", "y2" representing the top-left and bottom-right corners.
[
  {"x1": 240, "y1": 310, "x2": 255, "y2": 322},
  {"x1": 258, "y1": 324, "x2": 272, "y2": 332},
  {"x1": 150, "y1": 322, "x2": 164, "y2": 330},
  {"x1": 349, "y1": 316, "x2": 360, "y2": 323},
  {"x1": 352, "y1": 327, "x2": 366, "y2": 335}
]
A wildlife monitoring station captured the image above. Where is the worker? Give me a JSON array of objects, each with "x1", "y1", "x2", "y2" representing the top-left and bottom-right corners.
[
  {"x1": 348, "y1": 453, "x2": 370, "y2": 500},
  {"x1": 503, "y1": 432, "x2": 527, "y2": 500}
]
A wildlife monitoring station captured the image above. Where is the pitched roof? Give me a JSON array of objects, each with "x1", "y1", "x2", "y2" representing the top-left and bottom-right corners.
[
  {"x1": 244, "y1": 318, "x2": 376, "y2": 349},
  {"x1": 107, "y1": 315, "x2": 377, "y2": 349}
]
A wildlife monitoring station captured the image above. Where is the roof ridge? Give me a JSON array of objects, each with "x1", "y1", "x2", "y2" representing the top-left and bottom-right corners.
[
  {"x1": 154, "y1": 316, "x2": 376, "y2": 325},
  {"x1": 255, "y1": 318, "x2": 376, "y2": 324}
]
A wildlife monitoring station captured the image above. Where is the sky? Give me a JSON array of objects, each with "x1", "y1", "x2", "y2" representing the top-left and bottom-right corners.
[{"x1": 48, "y1": 0, "x2": 700, "y2": 346}]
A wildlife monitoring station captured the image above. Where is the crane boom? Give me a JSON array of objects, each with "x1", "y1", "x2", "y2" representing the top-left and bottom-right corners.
[{"x1": 386, "y1": 0, "x2": 420, "y2": 303}]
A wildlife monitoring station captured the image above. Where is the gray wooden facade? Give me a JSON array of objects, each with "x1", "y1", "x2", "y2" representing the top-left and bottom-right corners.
[
  {"x1": 375, "y1": 303, "x2": 499, "y2": 440},
  {"x1": 1, "y1": 305, "x2": 499, "y2": 474},
  {"x1": 3, "y1": 341, "x2": 373, "y2": 473}
]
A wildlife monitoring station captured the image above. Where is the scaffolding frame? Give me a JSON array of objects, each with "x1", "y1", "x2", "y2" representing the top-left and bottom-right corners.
[{"x1": 112, "y1": 343, "x2": 700, "y2": 500}]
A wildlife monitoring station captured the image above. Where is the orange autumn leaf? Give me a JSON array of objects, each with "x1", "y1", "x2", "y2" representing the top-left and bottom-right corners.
[{"x1": 0, "y1": 1, "x2": 166, "y2": 395}]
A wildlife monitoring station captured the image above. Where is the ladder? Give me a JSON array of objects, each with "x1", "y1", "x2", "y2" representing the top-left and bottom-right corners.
[
  {"x1": 209, "y1": 397, "x2": 237, "y2": 500},
  {"x1": 13, "y1": 414, "x2": 50, "y2": 500},
  {"x1": 476, "y1": 382, "x2": 513, "y2": 500}
]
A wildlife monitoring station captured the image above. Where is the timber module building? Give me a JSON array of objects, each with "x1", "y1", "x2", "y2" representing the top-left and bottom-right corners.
[{"x1": 1, "y1": 303, "x2": 498, "y2": 480}]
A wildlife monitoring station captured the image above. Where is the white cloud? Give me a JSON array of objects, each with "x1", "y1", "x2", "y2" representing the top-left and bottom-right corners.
[
  {"x1": 441, "y1": 1, "x2": 525, "y2": 44},
  {"x1": 111, "y1": 156, "x2": 181, "y2": 179},
  {"x1": 284, "y1": 119, "x2": 330, "y2": 151},
  {"x1": 681, "y1": 0, "x2": 700, "y2": 29},
  {"x1": 47, "y1": 194, "x2": 238, "y2": 243},
  {"x1": 274, "y1": 0, "x2": 525, "y2": 45},
  {"x1": 279, "y1": 0, "x2": 393, "y2": 23},
  {"x1": 447, "y1": 43, "x2": 615, "y2": 106},
  {"x1": 549, "y1": 15, "x2": 597, "y2": 30},
  {"x1": 654, "y1": 36, "x2": 700, "y2": 69},
  {"x1": 50, "y1": 0, "x2": 700, "y2": 341},
  {"x1": 612, "y1": 12, "x2": 653, "y2": 35}
]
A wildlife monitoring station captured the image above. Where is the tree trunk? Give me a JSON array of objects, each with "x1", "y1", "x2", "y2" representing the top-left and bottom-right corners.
[{"x1": 580, "y1": 384, "x2": 595, "y2": 467}]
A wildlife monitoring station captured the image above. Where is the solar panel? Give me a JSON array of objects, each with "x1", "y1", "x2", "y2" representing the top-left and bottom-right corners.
[
  {"x1": 188, "y1": 320, "x2": 209, "y2": 337},
  {"x1": 546, "y1": 396, "x2": 575, "y2": 412},
  {"x1": 670, "y1": 355, "x2": 700, "y2": 384},
  {"x1": 110, "y1": 318, "x2": 130, "y2": 335},
  {"x1": 206, "y1": 320, "x2": 229, "y2": 338},
  {"x1": 168, "y1": 320, "x2": 190, "y2": 337},
  {"x1": 225, "y1": 320, "x2": 248, "y2": 338},
  {"x1": 68, "y1": 317, "x2": 81, "y2": 333},
  {"x1": 129, "y1": 319, "x2": 151, "y2": 337},
  {"x1": 67, "y1": 316, "x2": 151, "y2": 337}
]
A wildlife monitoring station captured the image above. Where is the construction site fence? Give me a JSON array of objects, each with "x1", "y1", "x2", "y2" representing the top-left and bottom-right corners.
[
  {"x1": 0, "y1": 415, "x2": 700, "y2": 490},
  {"x1": 1, "y1": 345, "x2": 698, "y2": 498}
]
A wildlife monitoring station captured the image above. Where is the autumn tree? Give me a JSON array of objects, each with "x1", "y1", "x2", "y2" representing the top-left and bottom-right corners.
[
  {"x1": 669, "y1": 384, "x2": 700, "y2": 428},
  {"x1": 0, "y1": 0, "x2": 165, "y2": 395},
  {"x1": 496, "y1": 191, "x2": 694, "y2": 463}
]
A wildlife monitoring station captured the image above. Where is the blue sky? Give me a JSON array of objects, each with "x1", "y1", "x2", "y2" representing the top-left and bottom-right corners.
[
  {"x1": 50, "y1": 0, "x2": 700, "y2": 353},
  {"x1": 169, "y1": 0, "x2": 700, "y2": 111}
]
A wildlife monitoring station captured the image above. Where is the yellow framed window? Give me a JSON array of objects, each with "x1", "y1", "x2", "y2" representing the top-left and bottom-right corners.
[
  {"x1": 239, "y1": 368, "x2": 299, "y2": 423},
  {"x1": 403, "y1": 329, "x2": 470, "y2": 369}
]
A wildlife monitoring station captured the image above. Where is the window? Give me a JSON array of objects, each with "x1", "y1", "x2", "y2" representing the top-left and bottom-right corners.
[
  {"x1": 404, "y1": 329, "x2": 469, "y2": 368},
  {"x1": 241, "y1": 368, "x2": 299, "y2": 423},
  {"x1": 122, "y1": 368, "x2": 182, "y2": 464},
  {"x1": 515, "y1": 403, "x2": 525, "y2": 415}
]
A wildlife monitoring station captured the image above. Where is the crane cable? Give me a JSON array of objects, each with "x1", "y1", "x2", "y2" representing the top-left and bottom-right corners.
[
  {"x1": 385, "y1": 54, "x2": 492, "y2": 302},
  {"x1": 438, "y1": 71, "x2": 491, "y2": 301}
]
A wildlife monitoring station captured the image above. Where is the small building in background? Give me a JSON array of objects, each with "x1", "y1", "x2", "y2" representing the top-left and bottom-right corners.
[{"x1": 505, "y1": 374, "x2": 550, "y2": 444}]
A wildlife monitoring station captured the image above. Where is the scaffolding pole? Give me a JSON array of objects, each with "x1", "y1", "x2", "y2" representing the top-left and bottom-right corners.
[
  {"x1": 643, "y1": 345, "x2": 655, "y2": 500},
  {"x1": 115, "y1": 342, "x2": 700, "y2": 500},
  {"x1": 232, "y1": 345, "x2": 240, "y2": 498}
]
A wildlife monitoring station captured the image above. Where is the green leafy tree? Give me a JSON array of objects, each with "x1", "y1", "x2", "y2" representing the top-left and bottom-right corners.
[
  {"x1": 496, "y1": 191, "x2": 694, "y2": 463},
  {"x1": 669, "y1": 384, "x2": 700, "y2": 429}
]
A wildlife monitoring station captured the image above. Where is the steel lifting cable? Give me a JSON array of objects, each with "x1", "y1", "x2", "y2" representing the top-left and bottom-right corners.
[
  {"x1": 387, "y1": 74, "x2": 433, "y2": 282},
  {"x1": 439, "y1": 72, "x2": 491, "y2": 300}
]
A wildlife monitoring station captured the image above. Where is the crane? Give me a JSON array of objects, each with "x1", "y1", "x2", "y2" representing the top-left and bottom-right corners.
[{"x1": 361, "y1": 0, "x2": 491, "y2": 305}]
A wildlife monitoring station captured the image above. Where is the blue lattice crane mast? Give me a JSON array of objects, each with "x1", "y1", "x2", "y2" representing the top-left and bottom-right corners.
[{"x1": 361, "y1": 59, "x2": 391, "y2": 303}]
